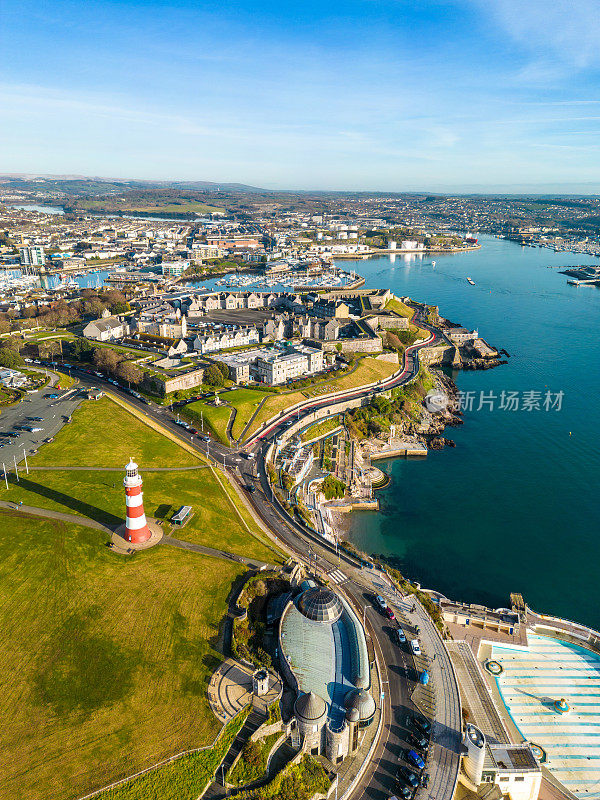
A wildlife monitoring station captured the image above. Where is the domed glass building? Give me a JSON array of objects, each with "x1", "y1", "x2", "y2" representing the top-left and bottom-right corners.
[
  {"x1": 278, "y1": 582, "x2": 375, "y2": 762},
  {"x1": 298, "y1": 587, "x2": 343, "y2": 623}
]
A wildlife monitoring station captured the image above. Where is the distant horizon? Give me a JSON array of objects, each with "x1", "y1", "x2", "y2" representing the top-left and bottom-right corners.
[{"x1": 4, "y1": 172, "x2": 600, "y2": 198}]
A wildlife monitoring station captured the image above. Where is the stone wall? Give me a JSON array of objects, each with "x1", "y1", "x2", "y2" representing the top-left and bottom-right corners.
[{"x1": 307, "y1": 338, "x2": 383, "y2": 354}]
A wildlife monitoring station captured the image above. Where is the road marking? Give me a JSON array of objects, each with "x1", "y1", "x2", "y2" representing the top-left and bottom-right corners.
[{"x1": 328, "y1": 569, "x2": 347, "y2": 584}]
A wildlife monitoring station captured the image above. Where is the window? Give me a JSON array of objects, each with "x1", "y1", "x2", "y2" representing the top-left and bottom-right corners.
[
  {"x1": 499, "y1": 777, "x2": 509, "y2": 782},
  {"x1": 515, "y1": 777, "x2": 525, "y2": 782}
]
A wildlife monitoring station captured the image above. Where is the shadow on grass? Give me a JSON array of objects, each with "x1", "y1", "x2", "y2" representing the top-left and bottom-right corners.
[{"x1": 9, "y1": 475, "x2": 123, "y2": 528}]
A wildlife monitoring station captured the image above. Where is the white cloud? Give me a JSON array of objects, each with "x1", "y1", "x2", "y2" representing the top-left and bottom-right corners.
[{"x1": 473, "y1": 0, "x2": 600, "y2": 70}]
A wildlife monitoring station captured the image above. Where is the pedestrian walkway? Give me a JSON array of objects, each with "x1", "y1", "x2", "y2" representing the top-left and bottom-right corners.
[
  {"x1": 162, "y1": 535, "x2": 269, "y2": 569},
  {"x1": 327, "y1": 568, "x2": 348, "y2": 584},
  {"x1": 446, "y1": 640, "x2": 509, "y2": 744},
  {"x1": 203, "y1": 708, "x2": 267, "y2": 799},
  {"x1": 207, "y1": 659, "x2": 282, "y2": 723}
]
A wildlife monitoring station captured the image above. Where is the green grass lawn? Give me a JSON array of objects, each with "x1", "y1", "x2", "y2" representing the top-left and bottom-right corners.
[
  {"x1": 0, "y1": 510, "x2": 244, "y2": 800},
  {"x1": 183, "y1": 400, "x2": 233, "y2": 445},
  {"x1": 228, "y1": 732, "x2": 282, "y2": 786},
  {"x1": 24, "y1": 396, "x2": 280, "y2": 561},
  {"x1": 3, "y1": 468, "x2": 277, "y2": 562},
  {"x1": 300, "y1": 416, "x2": 342, "y2": 443},
  {"x1": 97, "y1": 706, "x2": 251, "y2": 800},
  {"x1": 242, "y1": 358, "x2": 397, "y2": 442},
  {"x1": 224, "y1": 389, "x2": 270, "y2": 441},
  {"x1": 30, "y1": 397, "x2": 200, "y2": 468}
]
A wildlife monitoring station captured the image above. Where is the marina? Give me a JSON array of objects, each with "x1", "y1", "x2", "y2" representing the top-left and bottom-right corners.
[{"x1": 185, "y1": 265, "x2": 360, "y2": 293}]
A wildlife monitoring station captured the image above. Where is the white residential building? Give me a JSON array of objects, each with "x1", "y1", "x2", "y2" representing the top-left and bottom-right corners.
[
  {"x1": 193, "y1": 326, "x2": 260, "y2": 354},
  {"x1": 19, "y1": 246, "x2": 45, "y2": 267}
]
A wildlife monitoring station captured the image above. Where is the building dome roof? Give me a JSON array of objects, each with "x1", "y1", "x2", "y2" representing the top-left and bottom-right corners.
[
  {"x1": 298, "y1": 587, "x2": 343, "y2": 623},
  {"x1": 295, "y1": 691, "x2": 327, "y2": 722},
  {"x1": 344, "y1": 688, "x2": 376, "y2": 722}
]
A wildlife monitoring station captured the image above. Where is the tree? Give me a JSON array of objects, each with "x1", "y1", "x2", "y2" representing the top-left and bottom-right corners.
[
  {"x1": 216, "y1": 362, "x2": 229, "y2": 382},
  {"x1": 204, "y1": 364, "x2": 224, "y2": 386},
  {"x1": 116, "y1": 360, "x2": 142, "y2": 386},
  {"x1": 321, "y1": 475, "x2": 346, "y2": 500},
  {"x1": 70, "y1": 337, "x2": 96, "y2": 361},
  {"x1": 1, "y1": 336, "x2": 22, "y2": 353},
  {"x1": 0, "y1": 349, "x2": 23, "y2": 368},
  {"x1": 93, "y1": 347, "x2": 121, "y2": 374}
]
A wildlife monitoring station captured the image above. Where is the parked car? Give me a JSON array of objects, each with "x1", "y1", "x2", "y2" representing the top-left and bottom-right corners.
[
  {"x1": 374, "y1": 594, "x2": 387, "y2": 611},
  {"x1": 385, "y1": 606, "x2": 396, "y2": 621},
  {"x1": 410, "y1": 715, "x2": 432, "y2": 735},
  {"x1": 406, "y1": 749, "x2": 426, "y2": 771},
  {"x1": 390, "y1": 787, "x2": 414, "y2": 800},
  {"x1": 397, "y1": 766, "x2": 419, "y2": 788},
  {"x1": 394, "y1": 628, "x2": 407, "y2": 645},
  {"x1": 408, "y1": 731, "x2": 429, "y2": 751},
  {"x1": 410, "y1": 640, "x2": 421, "y2": 656}
]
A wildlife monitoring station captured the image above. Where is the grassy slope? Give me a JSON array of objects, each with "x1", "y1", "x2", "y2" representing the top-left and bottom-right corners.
[
  {"x1": 30, "y1": 397, "x2": 199, "y2": 468},
  {"x1": 385, "y1": 298, "x2": 429, "y2": 337},
  {"x1": 225, "y1": 389, "x2": 270, "y2": 441},
  {"x1": 0, "y1": 510, "x2": 244, "y2": 800},
  {"x1": 184, "y1": 400, "x2": 232, "y2": 445},
  {"x1": 243, "y1": 358, "x2": 396, "y2": 441},
  {"x1": 300, "y1": 415, "x2": 341, "y2": 443}
]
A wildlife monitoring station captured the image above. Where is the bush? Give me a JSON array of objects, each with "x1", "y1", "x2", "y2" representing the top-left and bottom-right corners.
[{"x1": 320, "y1": 475, "x2": 346, "y2": 500}]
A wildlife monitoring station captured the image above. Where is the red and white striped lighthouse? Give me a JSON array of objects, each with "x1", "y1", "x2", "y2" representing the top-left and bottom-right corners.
[{"x1": 123, "y1": 458, "x2": 151, "y2": 544}]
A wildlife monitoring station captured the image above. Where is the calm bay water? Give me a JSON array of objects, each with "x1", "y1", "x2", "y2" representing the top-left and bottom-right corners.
[{"x1": 340, "y1": 236, "x2": 600, "y2": 630}]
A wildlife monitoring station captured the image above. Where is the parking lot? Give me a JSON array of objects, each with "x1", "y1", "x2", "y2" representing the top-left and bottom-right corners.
[{"x1": 0, "y1": 380, "x2": 85, "y2": 470}]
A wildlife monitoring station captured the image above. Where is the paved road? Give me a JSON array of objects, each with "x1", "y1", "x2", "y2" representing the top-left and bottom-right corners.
[{"x1": 40, "y1": 309, "x2": 460, "y2": 800}]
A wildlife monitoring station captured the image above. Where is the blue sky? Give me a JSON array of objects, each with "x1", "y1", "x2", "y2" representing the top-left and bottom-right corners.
[{"x1": 2, "y1": 0, "x2": 600, "y2": 190}]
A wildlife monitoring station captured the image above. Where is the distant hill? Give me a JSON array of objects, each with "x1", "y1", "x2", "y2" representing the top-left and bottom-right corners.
[{"x1": 0, "y1": 174, "x2": 268, "y2": 194}]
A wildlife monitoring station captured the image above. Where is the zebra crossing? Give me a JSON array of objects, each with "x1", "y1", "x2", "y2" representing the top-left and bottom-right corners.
[{"x1": 327, "y1": 568, "x2": 348, "y2": 584}]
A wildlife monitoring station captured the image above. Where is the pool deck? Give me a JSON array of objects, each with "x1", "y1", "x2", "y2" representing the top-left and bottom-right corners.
[{"x1": 492, "y1": 634, "x2": 600, "y2": 798}]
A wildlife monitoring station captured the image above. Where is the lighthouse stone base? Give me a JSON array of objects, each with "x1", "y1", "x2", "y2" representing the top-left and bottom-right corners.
[{"x1": 111, "y1": 519, "x2": 164, "y2": 554}]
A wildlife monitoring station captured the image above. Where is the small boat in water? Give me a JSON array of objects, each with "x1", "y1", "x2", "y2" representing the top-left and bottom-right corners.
[{"x1": 466, "y1": 277, "x2": 475, "y2": 285}]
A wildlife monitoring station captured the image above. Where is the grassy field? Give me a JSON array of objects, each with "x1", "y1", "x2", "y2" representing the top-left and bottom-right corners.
[
  {"x1": 242, "y1": 358, "x2": 397, "y2": 441},
  {"x1": 5, "y1": 468, "x2": 277, "y2": 562},
  {"x1": 300, "y1": 415, "x2": 342, "y2": 443},
  {"x1": 30, "y1": 396, "x2": 200, "y2": 468},
  {"x1": 225, "y1": 389, "x2": 270, "y2": 441},
  {"x1": 24, "y1": 397, "x2": 279, "y2": 561},
  {"x1": 183, "y1": 400, "x2": 233, "y2": 445},
  {"x1": 0, "y1": 510, "x2": 244, "y2": 800}
]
